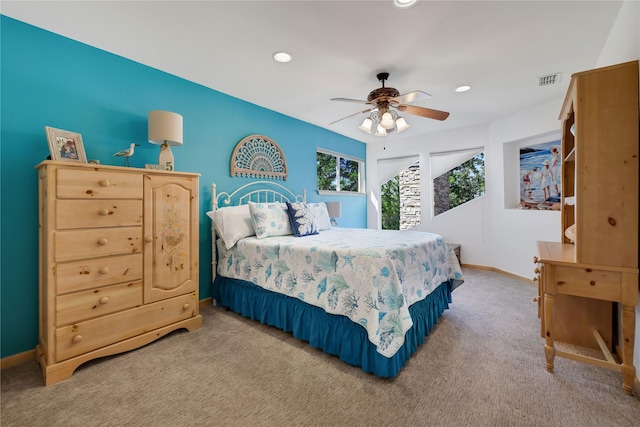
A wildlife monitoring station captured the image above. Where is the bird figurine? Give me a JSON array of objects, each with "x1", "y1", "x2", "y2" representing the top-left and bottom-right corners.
[{"x1": 113, "y1": 143, "x2": 140, "y2": 167}]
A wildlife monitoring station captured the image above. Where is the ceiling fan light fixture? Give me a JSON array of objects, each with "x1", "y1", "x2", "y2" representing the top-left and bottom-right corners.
[
  {"x1": 359, "y1": 117, "x2": 373, "y2": 134},
  {"x1": 395, "y1": 117, "x2": 410, "y2": 133},
  {"x1": 380, "y1": 112, "x2": 395, "y2": 130},
  {"x1": 374, "y1": 124, "x2": 388, "y2": 137},
  {"x1": 393, "y1": 0, "x2": 418, "y2": 9},
  {"x1": 330, "y1": 71, "x2": 450, "y2": 136}
]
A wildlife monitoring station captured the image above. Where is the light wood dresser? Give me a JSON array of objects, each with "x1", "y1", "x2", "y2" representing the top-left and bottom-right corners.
[
  {"x1": 36, "y1": 161, "x2": 202, "y2": 385},
  {"x1": 534, "y1": 61, "x2": 638, "y2": 395}
]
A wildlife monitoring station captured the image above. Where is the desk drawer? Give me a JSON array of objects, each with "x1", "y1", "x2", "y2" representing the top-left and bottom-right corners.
[
  {"x1": 55, "y1": 292, "x2": 197, "y2": 361},
  {"x1": 554, "y1": 265, "x2": 622, "y2": 301},
  {"x1": 57, "y1": 199, "x2": 142, "y2": 229},
  {"x1": 57, "y1": 168, "x2": 142, "y2": 199},
  {"x1": 54, "y1": 227, "x2": 142, "y2": 262},
  {"x1": 56, "y1": 281, "x2": 142, "y2": 325}
]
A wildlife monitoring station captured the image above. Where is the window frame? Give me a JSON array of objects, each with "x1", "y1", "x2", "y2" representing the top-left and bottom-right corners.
[{"x1": 317, "y1": 148, "x2": 365, "y2": 195}]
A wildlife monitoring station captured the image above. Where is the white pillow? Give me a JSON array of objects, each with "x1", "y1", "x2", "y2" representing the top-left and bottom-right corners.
[
  {"x1": 206, "y1": 205, "x2": 255, "y2": 249},
  {"x1": 248, "y1": 201, "x2": 292, "y2": 239},
  {"x1": 308, "y1": 202, "x2": 331, "y2": 231}
]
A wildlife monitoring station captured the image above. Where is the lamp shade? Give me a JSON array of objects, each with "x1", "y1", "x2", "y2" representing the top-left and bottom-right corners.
[
  {"x1": 380, "y1": 112, "x2": 395, "y2": 130},
  {"x1": 359, "y1": 117, "x2": 373, "y2": 134},
  {"x1": 374, "y1": 124, "x2": 388, "y2": 137},
  {"x1": 395, "y1": 117, "x2": 411, "y2": 133},
  {"x1": 325, "y1": 201, "x2": 341, "y2": 219},
  {"x1": 148, "y1": 110, "x2": 183, "y2": 146}
]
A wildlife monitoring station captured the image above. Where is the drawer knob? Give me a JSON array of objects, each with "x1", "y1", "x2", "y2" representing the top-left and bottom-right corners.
[
  {"x1": 99, "y1": 267, "x2": 109, "y2": 275},
  {"x1": 533, "y1": 297, "x2": 540, "y2": 302},
  {"x1": 98, "y1": 238, "x2": 108, "y2": 245},
  {"x1": 534, "y1": 268, "x2": 540, "y2": 274},
  {"x1": 533, "y1": 256, "x2": 538, "y2": 263},
  {"x1": 183, "y1": 303, "x2": 190, "y2": 311},
  {"x1": 72, "y1": 335, "x2": 83, "y2": 344},
  {"x1": 145, "y1": 236, "x2": 153, "y2": 243},
  {"x1": 99, "y1": 296, "x2": 110, "y2": 304},
  {"x1": 98, "y1": 209, "x2": 110, "y2": 216},
  {"x1": 99, "y1": 179, "x2": 110, "y2": 187}
]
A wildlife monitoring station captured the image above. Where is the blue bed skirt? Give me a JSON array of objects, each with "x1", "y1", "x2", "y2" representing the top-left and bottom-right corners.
[{"x1": 212, "y1": 275, "x2": 452, "y2": 378}]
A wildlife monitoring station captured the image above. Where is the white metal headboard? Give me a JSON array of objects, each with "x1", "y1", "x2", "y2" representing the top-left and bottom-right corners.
[
  {"x1": 210, "y1": 181, "x2": 307, "y2": 282},
  {"x1": 212, "y1": 181, "x2": 306, "y2": 211}
]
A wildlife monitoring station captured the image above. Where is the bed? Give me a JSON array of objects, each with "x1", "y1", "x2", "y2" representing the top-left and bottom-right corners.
[{"x1": 208, "y1": 181, "x2": 463, "y2": 377}]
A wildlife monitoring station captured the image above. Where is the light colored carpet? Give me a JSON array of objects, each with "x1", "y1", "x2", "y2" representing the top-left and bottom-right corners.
[{"x1": 2, "y1": 268, "x2": 639, "y2": 426}]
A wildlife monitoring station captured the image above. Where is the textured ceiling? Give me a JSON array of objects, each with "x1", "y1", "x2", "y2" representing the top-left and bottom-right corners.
[{"x1": 2, "y1": 1, "x2": 624, "y2": 143}]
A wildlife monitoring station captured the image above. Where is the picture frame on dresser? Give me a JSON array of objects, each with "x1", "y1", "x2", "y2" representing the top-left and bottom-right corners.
[{"x1": 45, "y1": 126, "x2": 87, "y2": 163}]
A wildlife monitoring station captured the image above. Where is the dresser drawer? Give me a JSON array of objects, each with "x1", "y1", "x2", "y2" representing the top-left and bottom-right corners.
[
  {"x1": 54, "y1": 227, "x2": 142, "y2": 262},
  {"x1": 57, "y1": 168, "x2": 142, "y2": 199},
  {"x1": 56, "y1": 281, "x2": 143, "y2": 325},
  {"x1": 554, "y1": 265, "x2": 622, "y2": 301},
  {"x1": 55, "y1": 292, "x2": 197, "y2": 361},
  {"x1": 56, "y1": 254, "x2": 142, "y2": 294},
  {"x1": 56, "y1": 199, "x2": 142, "y2": 230}
]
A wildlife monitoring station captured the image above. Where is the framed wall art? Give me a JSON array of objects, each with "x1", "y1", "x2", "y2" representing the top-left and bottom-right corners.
[
  {"x1": 519, "y1": 139, "x2": 561, "y2": 210},
  {"x1": 45, "y1": 126, "x2": 87, "y2": 163}
]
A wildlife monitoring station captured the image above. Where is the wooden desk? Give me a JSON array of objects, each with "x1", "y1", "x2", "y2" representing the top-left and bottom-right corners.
[{"x1": 535, "y1": 241, "x2": 637, "y2": 395}]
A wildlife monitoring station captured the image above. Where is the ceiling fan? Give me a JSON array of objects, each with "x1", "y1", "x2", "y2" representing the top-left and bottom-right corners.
[{"x1": 330, "y1": 72, "x2": 449, "y2": 136}]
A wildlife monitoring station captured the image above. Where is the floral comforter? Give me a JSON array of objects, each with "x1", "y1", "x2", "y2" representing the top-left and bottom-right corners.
[{"x1": 217, "y1": 228, "x2": 464, "y2": 358}]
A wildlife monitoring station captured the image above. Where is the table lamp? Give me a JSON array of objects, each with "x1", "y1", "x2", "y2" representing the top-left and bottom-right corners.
[
  {"x1": 325, "y1": 202, "x2": 342, "y2": 226},
  {"x1": 148, "y1": 110, "x2": 183, "y2": 171}
]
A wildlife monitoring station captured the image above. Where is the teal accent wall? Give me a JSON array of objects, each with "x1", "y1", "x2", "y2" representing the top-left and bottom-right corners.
[{"x1": 0, "y1": 16, "x2": 366, "y2": 358}]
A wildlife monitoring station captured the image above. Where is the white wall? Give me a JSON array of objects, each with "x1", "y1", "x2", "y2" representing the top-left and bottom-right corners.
[
  {"x1": 488, "y1": 99, "x2": 562, "y2": 278},
  {"x1": 595, "y1": 0, "x2": 639, "y2": 67}
]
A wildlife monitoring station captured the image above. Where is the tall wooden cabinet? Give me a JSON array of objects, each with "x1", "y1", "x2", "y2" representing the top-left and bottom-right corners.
[
  {"x1": 36, "y1": 161, "x2": 202, "y2": 385},
  {"x1": 534, "y1": 61, "x2": 639, "y2": 395}
]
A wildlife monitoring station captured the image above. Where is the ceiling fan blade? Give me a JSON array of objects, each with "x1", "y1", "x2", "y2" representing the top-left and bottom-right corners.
[
  {"x1": 391, "y1": 90, "x2": 432, "y2": 105},
  {"x1": 329, "y1": 108, "x2": 373, "y2": 125},
  {"x1": 330, "y1": 97, "x2": 371, "y2": 105},
  {"x1": 396, "y1": 104, "x2": 450, "y2": 121}
]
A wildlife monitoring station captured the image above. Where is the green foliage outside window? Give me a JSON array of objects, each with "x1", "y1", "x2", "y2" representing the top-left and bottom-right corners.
[
  {"x1": 381, "y1": 175, "x2": 400, "y2": 230},
  {"x1": 317, "y1": 152, "x2": 337, "y2": 190},
  {"x1": 339, "y1": 158, "x2": 360, "y2": 192},
  {"x1": 448, "y1": 153, "x2": 485, "y2": 209},
  {"x1": 317, "y1": 151, "x2": 362, "y2": 192}
]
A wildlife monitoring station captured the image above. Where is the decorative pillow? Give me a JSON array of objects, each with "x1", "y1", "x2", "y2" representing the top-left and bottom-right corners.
[
  {"x1": 308, "y1": 202, "x2": 331, "y2": 231},
  {"x1": 286, "y1": 202, "x2": 319, "y2": 237},
  {"x1": 206, "y1": 205, "x2": 255, "y2": 249},
  {"x1": 248, "y1": 202, "x2": 292, "y2": 239}
]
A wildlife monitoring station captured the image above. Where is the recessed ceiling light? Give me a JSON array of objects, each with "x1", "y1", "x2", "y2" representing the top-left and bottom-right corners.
[
  {"x1": 273, "y1": 52, "x2": 292, "y2": 63},
  {"x1": 393, "y1": 0, "x2": 419, "y2": 9},
  {"x1": 455, "y1": 85, "x2": 471, "y2": 93}
]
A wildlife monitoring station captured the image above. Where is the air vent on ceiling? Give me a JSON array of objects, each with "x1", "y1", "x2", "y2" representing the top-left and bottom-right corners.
[{"x1": 538, "y1": 72, "x2": 562, "y2": 86}]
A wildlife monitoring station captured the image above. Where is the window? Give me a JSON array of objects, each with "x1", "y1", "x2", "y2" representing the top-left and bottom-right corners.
[
  {"x1": 381, "y1": 163, "x2": 421, "y2": 230},
  {"x1": 431, "y1": 148, "x2": 485, "y2": 216},
  {"x1": 381, "y1": 175, "x2": 399, "y2": 230},
  {"x1": 317, "y1": 149, "x2": 364, "y2": 193},
  {"x1": 378, "y1": 156, "x2": 421, "y2": 230}
]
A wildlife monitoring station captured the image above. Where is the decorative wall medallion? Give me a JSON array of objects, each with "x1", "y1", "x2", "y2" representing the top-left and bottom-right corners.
[{"x1": 230, "y1": 134, "x2": 287, "y2": 180}]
